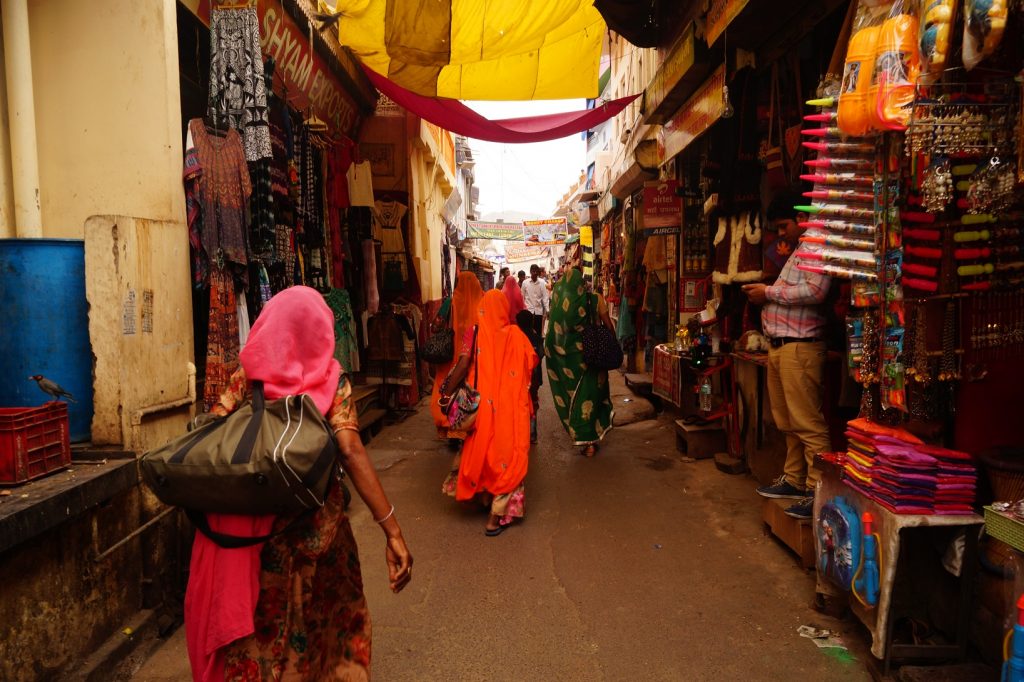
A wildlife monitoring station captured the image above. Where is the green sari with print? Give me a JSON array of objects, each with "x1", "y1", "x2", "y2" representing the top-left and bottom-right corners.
[{"x1": 544, "y1": 269, "x2": 614, "y2": 445}]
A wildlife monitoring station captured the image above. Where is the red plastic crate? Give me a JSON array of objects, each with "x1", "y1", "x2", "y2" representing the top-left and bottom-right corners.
[{"x1": 0, "y1": 403, "x2": 72, "y2": 485}]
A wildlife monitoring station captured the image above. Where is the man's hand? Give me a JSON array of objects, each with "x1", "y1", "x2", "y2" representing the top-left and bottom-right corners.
[{"x1": 742, "y1": 283, "x2": 769, "y2": 305}]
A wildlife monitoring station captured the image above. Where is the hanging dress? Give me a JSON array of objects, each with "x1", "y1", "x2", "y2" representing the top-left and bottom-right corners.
[{"x1": 373, "y1": 198, "x2": 409, "y2": 291}]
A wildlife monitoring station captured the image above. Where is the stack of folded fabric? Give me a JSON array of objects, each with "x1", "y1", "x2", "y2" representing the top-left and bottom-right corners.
[{"x1": 839, "y1": 419, "x2": 977, "y2": 515}]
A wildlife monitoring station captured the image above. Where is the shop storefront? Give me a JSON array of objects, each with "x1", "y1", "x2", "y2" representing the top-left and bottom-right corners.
[{"x1": 649, "y1": 0, "x2": 1022, "y2": 671}]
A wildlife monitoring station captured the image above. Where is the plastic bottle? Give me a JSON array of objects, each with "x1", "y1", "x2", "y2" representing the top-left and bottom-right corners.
[
  {"x1": 855, "y1": 512, "x2": 880, "y2": 606},
  {"x1": 1003, "y1": 594, "x2": 1024, "y2": 682},
  {"x1": 838, "y1": 23, "x2": 882, "y2": 136},
  {"x1": 699, "y1": 376, "x2": 713, "y2": 412}
]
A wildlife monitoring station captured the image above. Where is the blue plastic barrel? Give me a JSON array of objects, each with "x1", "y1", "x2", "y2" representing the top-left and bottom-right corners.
[{"x1": 0, "y1": 239, "x2": 94, "y2": 442}]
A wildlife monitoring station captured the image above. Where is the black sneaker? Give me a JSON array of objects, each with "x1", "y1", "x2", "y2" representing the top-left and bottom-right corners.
[
  {"x1": 784, "y1": 497, "x2": 813, "y2": 520},
  {"x1": 756, "y1": 475, "x2": 810, "y2": 500}
]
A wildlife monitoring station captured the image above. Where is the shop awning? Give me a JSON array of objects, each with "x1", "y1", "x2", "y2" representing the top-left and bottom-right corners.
[
  {"x1": 331, "y1": 0, "x2": 605, "y2": 100},
  {"x1": 364, "y1": 66, "x2": 640, "y2": 144}
]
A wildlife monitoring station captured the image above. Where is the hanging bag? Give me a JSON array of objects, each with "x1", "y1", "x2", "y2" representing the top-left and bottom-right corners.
[
  {"x1": 421, "y1": 306, "x2": 455, "y2": 364},
  {"x1": 582, "y1": 293, "x2": 624, "y2": 371},
  {"x1": 438, "y1": 326, "x2": 481, "y2": 431},
  {"x1": 140, "y1": 382, "x2": 339, "y2": 518}
]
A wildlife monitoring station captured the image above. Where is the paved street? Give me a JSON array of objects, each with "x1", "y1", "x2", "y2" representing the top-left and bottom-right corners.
[{"x1": 133, "y1": 373, "x2": 870, "y2": 681}]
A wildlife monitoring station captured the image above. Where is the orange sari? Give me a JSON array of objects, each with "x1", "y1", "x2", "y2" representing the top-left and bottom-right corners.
[
  {"x1": 431, "y1": 272, "x2": 485, "y2": 436},
  {"x1": 456, "y1": 291, "x2": 537, "y2": 500}
]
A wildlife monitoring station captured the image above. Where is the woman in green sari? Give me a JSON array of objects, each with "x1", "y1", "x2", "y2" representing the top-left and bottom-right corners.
[{"x1": 545, "y1": 268, "x2": 615, "y2": 456}]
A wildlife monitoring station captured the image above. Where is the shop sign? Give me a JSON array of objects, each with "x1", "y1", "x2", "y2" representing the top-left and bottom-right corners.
[
  {"x1": 646, "y1": 24, "x2": 696, "y2": 118},
  {"x1": 598, "y1": 191, "x2": 617, "y2": 219},
  {"x1": 657, "y1": 65, "x2": 726, "y2": 165},
  {"x1": 706, "y1": 0, "x2": 749, "y2": 46},
  {"x1": 466, "y1": 220, "x2": 524, "y2": 241},
  {"x1": 505, "y1": 243, "x2": 549, "y2": 264},
  {"x1": 375, "y1": 94, "x2": 404, "y2": 118},
  {"x1": 642, "y1": 180, "x2": 681, "y2": 234},
  {"x1": 523, "y1": 218, "x2": 568, "y2": 246}
]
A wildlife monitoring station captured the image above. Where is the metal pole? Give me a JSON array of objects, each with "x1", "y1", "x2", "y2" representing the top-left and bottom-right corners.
[
  {"x1": 1, "y1": 0, "x2": 43, "y2": 237},
  {"x1": 93, "y1": 507, "x2": 177, "y2": 563}
]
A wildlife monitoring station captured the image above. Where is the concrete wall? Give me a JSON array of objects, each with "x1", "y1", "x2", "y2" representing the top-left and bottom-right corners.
[
  {"x1": 28, "y1": 0, "x2": 186, "y2": 236},
  {"x1": 409, "y1": 117, "x2": 455, "y2": 303},
  {"x1": 0, "y1": 486, "x2": 144, "y2": 680},
  {"x1": 8, "y1": 0, "x2": 195, "y2": 447}
]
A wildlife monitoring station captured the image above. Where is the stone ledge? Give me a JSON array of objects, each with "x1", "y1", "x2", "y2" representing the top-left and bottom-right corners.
[{"x1": 0, "y1": 459, "x2": 138, "y2": 555}]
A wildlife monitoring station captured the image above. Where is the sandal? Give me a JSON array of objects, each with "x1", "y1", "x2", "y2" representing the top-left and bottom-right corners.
[
  {"x1": 583, "y1": 445, "x2": 597, "y2": 458},
  {"x1": 484, "y1": 524, "x2": 508, "y2": 537}
]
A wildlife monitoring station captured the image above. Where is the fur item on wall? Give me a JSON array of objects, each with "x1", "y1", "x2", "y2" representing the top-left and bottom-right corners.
[{"x1": 712, "y1": 211, "x2": 763, "y2": 284}]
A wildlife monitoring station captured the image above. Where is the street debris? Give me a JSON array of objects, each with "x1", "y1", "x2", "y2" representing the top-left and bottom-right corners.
[{"x1": 797, "y1": 625, "x2": 848, "y2": 650}]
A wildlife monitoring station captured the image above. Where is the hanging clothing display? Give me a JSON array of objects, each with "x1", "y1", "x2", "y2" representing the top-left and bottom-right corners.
[
  {"x1": 183, "y1": 130, "x2": 207, "y2": 287},
  {"x1": 347, "y1": 160, "x2": 375, "y2": 207},
  {"x1": 208, "y1": 6, "x2": 272, "y2": 161},
  {"x1": 204, "y1": 268, "x2": 240, "y2": 410},
  {"x1": 237, "y1": 296, "x2": 251, "y2": 349},
  {"x1": 712, "y1": 211, "x2": 764, "y2": 284},
  {"x1": 362, "y1": 239, "x2": 380, "y2": 315},
  {"x1": 324, "y1": 288, "x2": 361, "y2": 373},
  {"x1": 373, "y1": 198, "x2": 409, "y2": 290},
  {"x1": 364, "y1": 311, "x2": 416, "y2": 387},
  {"x1": 187, "y1": 120, "x2": 252, "y2": 270}
]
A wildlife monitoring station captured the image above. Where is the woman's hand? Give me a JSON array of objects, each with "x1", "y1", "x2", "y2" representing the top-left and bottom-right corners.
[{"x1": 385, "y1": 533, "x2": 413, "y2": 593}]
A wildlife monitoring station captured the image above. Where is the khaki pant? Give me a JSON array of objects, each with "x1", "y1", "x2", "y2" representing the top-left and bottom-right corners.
[{"x1": 766, "y1": 341, "x2": 830, "y2": 491}]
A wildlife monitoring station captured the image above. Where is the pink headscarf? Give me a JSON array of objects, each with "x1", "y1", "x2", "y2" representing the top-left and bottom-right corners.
[
  {"x1": 502, "y1": 275, "x2": 526, "y2": 318},
  {"x1": 186, "y1": 286, "x2": 340, "y2": 682},
  {"x1": 239, "y1": 285, "x2": 341, "y2": 414}
]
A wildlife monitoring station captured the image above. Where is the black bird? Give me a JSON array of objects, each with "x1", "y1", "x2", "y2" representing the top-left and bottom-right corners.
[{"x1": 29, "y1": 375, "x2": 76, "y2": 403}]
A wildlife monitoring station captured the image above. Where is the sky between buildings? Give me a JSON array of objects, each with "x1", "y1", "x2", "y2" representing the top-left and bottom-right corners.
[{"x1": 465, "y1": 99, "x2": 588, "y2": 220}]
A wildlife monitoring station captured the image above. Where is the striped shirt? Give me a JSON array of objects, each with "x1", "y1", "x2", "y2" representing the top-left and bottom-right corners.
[{"x1": 761, "y1": 244, "x2": 831, "y2": 339}]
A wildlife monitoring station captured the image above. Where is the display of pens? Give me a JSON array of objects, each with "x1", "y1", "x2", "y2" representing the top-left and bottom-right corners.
[
  {"x1": 802, "y1": 140, "x2": 876, "y2": 155},
  {"x1": 800, "y1": 220, "x2": 876, "y2": 236},
  {"x1": 800, "y1": 172, "x2": 873, "y2": 187},
  {"x1": 805, "y1": 157, "x2": 874, "y2": 170},
  {"x1": 803, "y1": 189, "x2": 875, "y2": 203},
  {"x1": 795, "y1": 204, "x2": 875, "y2": 220}
]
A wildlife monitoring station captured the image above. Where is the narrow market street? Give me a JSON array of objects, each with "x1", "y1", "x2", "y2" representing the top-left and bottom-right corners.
[{"x1": 133, "y1": 371, "x2": 869, "y2": 682}]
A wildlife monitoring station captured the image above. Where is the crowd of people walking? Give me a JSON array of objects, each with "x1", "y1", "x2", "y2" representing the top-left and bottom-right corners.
[{"x1": 180, "y1": 260, "x2": 617, "y2": 680}]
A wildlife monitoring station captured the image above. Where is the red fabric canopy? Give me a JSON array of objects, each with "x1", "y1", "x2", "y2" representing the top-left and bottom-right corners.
[{"x1": 362, "y1": 66, "x2": 640, "y2": 144}]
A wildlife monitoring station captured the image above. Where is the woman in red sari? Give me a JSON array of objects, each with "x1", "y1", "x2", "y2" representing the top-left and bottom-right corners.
[
  {"x1": 441, "y1": 290, "x2": 537, "y2": 535},
  {"x1": 501, "y1": 273, "x2": 526, "y2": 318},
  {"x1": 184, "y1": 286, "x2": 412, "y2": 681}
]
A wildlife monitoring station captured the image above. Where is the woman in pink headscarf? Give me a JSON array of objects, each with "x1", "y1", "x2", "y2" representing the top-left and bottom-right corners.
[
  {"x1": 184, "y1": 286, "x2": 412, "y2": 682},
  {"x1": 501, "y1": 274, "x2": 526, "y2": 318}
]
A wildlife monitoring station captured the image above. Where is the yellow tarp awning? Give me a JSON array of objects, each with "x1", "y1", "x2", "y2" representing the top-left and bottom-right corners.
[{"x1": 331, "y1": 0, "x2": 605, "y2": 100}]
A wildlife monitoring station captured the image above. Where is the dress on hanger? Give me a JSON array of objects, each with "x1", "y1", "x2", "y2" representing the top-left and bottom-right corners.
[
  {"x1": 373, "y1": 198, "x2": 409, "y2": 290},
  {"x1": 346, "y1": 160, "x2": 374, "y2": 207},
  {"x1": 208, "y1": 6, "x2": 272, "y2": 161}
]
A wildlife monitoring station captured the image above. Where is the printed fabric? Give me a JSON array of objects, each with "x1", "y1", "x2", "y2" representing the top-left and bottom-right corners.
[
  {"x1": 545, "y1": 269, "x2": 614, "y2": 446},
  {"x1": 188, "y1": 119, "x2": 252, "y2": 268},
  {"x1": 324, "y1": 288, "x2": 361, "y2": 374},
  {"x1": 208, "y1": 7, "x2": 272, "y2": 161}
]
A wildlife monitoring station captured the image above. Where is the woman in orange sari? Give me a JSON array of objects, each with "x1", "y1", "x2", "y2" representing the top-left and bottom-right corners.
[
  {"x1": 430, "y1": 272, "x2": 484, "y2": 441},
  {"x1": 441, "y1": 290, "x2": 537, "y2": 535}
]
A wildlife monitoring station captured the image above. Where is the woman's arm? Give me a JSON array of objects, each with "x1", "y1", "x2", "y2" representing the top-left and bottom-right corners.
[
  {"x1": 336, "y1": 430, "x2": 412, "y2": 593},
  {"x1": 598, "y1": 295, "x2": 614, "y2": 331}
]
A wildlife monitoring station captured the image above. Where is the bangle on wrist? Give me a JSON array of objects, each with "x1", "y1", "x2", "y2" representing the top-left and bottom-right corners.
[{"x1": 374, "y1": 504, "x2": 395, "y2": 525}]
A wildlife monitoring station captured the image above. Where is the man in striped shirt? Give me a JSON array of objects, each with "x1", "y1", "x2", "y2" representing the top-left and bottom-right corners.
[{"x1": 742, "y1": 197, "x2": 832, "y2": 520}]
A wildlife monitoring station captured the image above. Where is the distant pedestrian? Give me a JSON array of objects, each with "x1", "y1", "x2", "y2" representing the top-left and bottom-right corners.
[
  {"x1": 521, "y1": 263, "x2": 549, "y2": 337},
  {"x1": 516, "y1": 309, "x2": 544, "y2": 444},
  {"x1": 517, "y1": 270, "x2": 527, "y2": 287},
  {"x1": 496, "y1": 266, "x2": 511, "y2": 290},
  {"x1": 440, "y1": 291, "x2": 536, "y2": 535},
  {"x1": 185, "y1": 286, "x2": 411, "y2": 681},
  {"x1": 545, "y1": 268, "x2": 614, "y2": 457},
  {"x1": 502, "y1": 274, "x2": 526, "y2": 318}
]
